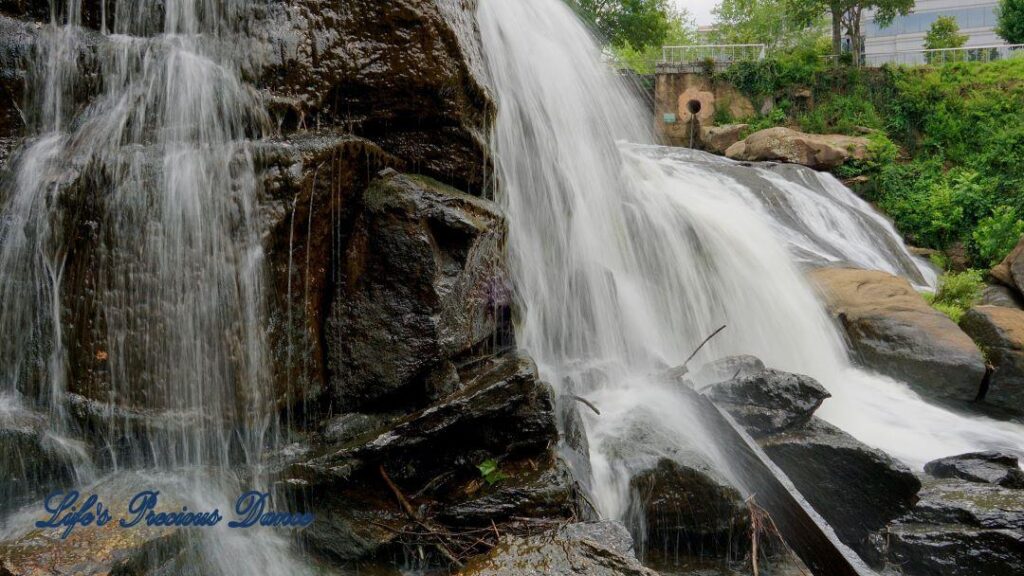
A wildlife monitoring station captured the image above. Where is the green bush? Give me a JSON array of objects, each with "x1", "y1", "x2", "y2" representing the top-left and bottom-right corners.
[
  {"x1": 974, "y1": 206, "x2": 1024, "y2": 265},
  {"x1": 926, "y1": 269, "x2": 984, "y2": 322}
]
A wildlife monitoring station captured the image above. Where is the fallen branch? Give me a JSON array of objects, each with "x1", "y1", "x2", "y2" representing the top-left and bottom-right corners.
[
  {"x1": 571, "y1": 395, "x2": 601, "y2": 415},
  {"x1": 662, "y1": 324, "x2": 728, "y2": 381},
  {"x1": 380, "y1": 465, "x2": 464, "y2": 568}
]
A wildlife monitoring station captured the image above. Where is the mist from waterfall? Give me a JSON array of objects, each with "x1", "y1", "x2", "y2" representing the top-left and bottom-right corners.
[
  {"x1": 478, "y1": 0, "x2": 1024, "y2": 531},
  {"x1": 0, "y1": 2, "x2": 309, "y2": 573}
]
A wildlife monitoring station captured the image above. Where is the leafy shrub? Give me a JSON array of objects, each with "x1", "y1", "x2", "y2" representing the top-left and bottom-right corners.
[
  {"x1": 997, "y1": 0, "x2": 1024, "y2": 44},
  {"x1": 926, "y1": 269, "x2": 984, "y2": 322},
  {"x1": 973, "y1": 206, "x2": 1024, "y2": 265}
]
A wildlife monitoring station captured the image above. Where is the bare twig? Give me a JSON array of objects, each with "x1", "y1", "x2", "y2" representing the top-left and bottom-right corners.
[
  {"x1": 683, "y1": 324, "x2": 728, "y2": 368},
  {"x1": 380, "y1": 465, "x2": 464, "y2": 568},
  {"x1": 571, "y1": 395, "x2": 601, "y2": 415}
]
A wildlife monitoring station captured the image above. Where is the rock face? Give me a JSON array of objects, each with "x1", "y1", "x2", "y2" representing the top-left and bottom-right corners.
[
  {"x1": 459, "y1": 521, "x2": 659, "y2": 576},
  {"x1": 700, "y1": 123, "x2": 749, "y2": 154},
  {"x1": 979, "y1": 284, "x2": 1024, "y2": 309},
  {"x1": 761, "y1": 419, "x2": 921, "y2": 562},
  {"x1": 924, "y1": 452, "x2": 1024, "y2": 489},
  {"x1": 960, "y1": 305, "x2": 1024, "y2": 414},
  {"x1": 870, "y1": 478, "x2": 1024, "y2": 576},
  {"x1": 705, "y1": 368, "x2": 831, "y2": 437},
  {"x1": 284, "y1": 351, "x2": 576, "y2": 563},
  {"x1": 810, "y1": 268, "x2": 987, "y2": 403},
  {"x1": 254, "y1": 0, "x2": 494, "y2": 192},
  {"x1": 325, "y1": 171, "x2": 510, "y2": 410},
  {"x1": 628, "y1": 458, "x2": 749, "y2": 559},
  {"x1": 701, "y1": 360, "x2": 922, "y2": 565},
  {"x1": 725, "y1": 127, "x2": 870, "y2": 170},
  {"x1": 0, "y1": 408, "x2": 79, "y2": 514}
]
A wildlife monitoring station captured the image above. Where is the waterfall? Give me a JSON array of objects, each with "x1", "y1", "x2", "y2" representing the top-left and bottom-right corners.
[
  {"x1": 0, "y1": 2, "x2": 310, "y2": 573},
  {"x1": 477, "y1": 0, "x2": 1024, "y2": 531}
]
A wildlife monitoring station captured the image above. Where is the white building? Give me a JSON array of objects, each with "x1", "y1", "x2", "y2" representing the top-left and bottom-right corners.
[{"x1": 863, "y1": 0, "x2": 1006, "y2": 64}]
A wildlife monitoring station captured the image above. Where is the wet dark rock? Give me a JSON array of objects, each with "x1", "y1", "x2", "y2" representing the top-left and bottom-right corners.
[
  {"x1": 325, "y1": 171, "x2": 509, "y2": 411},
  {"x1": 458, "y1": 521, "x2": 658, "y2": 576},
  {"x1": 253, "y1": 0, "x2": 493, "y2": 192},
  {"x1": 870, "y1": 478, "x2": 1024, "y2": 576},
  {"x1": 439, "y1": 458, "x2": 575, "y2": 526},
  {"x1": 706, "y1": 368, "x2": 830, "y2": 437},
  {"x1": 960, "y1": 305, "x2": 1024, "y2": 414},
  {"x1": 0, "y1": 405, "x2": 79, "y2": 514},
  {"x1": 283, "y1": 351, "x2": 569, "y2": 563},
  {"x1": 924, "y1": 452, "x2": 1024, "y2": 489},
  {"x1": 692, "y1": 354, "x2": 765, "y2": 387},
  {"x1": 558, "y1": 400, "x2": 593, "y2": 495},
  {"x1": 760, "y1": 419, "x2": 921, "y2": 561},
  {"x1": 628, "y1": 458, "x2": 749, "y2": 560}
]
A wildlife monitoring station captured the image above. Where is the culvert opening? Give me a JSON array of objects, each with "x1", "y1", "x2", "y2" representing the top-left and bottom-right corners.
[{"x1": 687, "y1": 99, "x2": 702, "y2": 115}]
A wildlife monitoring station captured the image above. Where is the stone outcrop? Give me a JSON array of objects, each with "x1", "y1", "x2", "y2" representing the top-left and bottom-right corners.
[
  {"x1": 810, "y1": 268, "x2": 987, "y2": 403},
  {"x1": 725, "y1": 127, "x2": 870, "y2": 170},
  {"x1": 700, "y1": 123, "x2": 748, "y2": 155},
  {"x1": 702, "y1": 360, "x2": 922, "y2": 565},
  {"x1": 869, "y1": 477, "x2": 1024, "y2": 576},
  {"x1": 459, "y1": 521, "x2": 658, "y2": 576},
  {"x1": 325, "y1": 171, "x2": 510, "y2": 411},
  {"x1": 706, "y1": 368, "x2": 831, "y2": 437},
  {"x1": 628, "y1": 458, "x2": 749, "y2": 559},
  {"x1": 283, "y1": 351, "x2": 576, "y2": 564},
  {"x1": 924, "y1": 451, "x2": 1024, "y2": 489},
  {"x1": 960, "y1": 305, "x2": 1024, "y2": 415}
]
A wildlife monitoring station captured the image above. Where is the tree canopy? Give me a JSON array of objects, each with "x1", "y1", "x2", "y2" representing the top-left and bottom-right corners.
[
  {"x1": 997, "y1": 0, "x2": 1024, "y2": 44},
  {"x1": 570, "y1": 0, "x2": 674, "y2": 49},
  {"x1": 924, "y1": 16, "x2": 968, "y2": 50},
  {"x1": 712, "y1": 0, "x2": 826, "y2": 49}
]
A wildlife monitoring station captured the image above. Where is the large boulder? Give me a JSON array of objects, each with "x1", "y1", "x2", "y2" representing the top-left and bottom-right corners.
[
  {"x1": 628, "y1": 458, "x2": 749, "y2": 560},
  {"x1": 960, "y1": 305, "x2": 1024, "y2": 414},
  {"x1": 459, "y1": 521, "x2": 658, "y2": 576},
  {"x1": 810, "y1": 268, "x2": 987, "y2": 403},
  {"x1": 870, "y1": 478, "x2": 1024, "y2": 576},
  {"x1": 700, "y1": 123, "x2": 748, "y2": 155},
  {"x1": 990, "y1": 234, "x2": 1024, "y2": 295},
  {"x1": 705, "y1": 368, "x2": 831, "y2": 437},
  {"x1": 325, "y1": 171, "x2": 510, "y2": 411},
  {"x1": 0, "y1": 407, "x2": 80, "y2": 514},
  {"x1": 924, "y1": 451, "x2": 1024, "y2": 489},
  {"x1": 761, "y1": 419, "x2": 921, "y2": 561},
  {"x1": 725, "y1": 127, "x2": 870, "y2": 170}
]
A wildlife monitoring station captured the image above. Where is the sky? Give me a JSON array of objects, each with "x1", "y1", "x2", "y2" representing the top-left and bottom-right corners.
[{"x1": 674, "y1": 0, "x2": 719, "y2": 26}]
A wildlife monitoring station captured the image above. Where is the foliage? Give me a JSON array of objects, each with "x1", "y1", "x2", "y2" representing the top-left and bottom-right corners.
[
  {"x1": 997, "y1": 0, "x2": 1024, "y2": 44},
  {"x1": 712, "y1": 0, "x2": 827, "y2": 50},
  {"x1": 974, "y1": 206, "x2": 1024, "y2": 266},
  {"x1": 925, "y1": 269, "x2": 984, "y2": 323},
  {"x1": 570, "y1": 0, "x2": 673, "y2": 49},
  {"x1": 924, "y1": 16, "x2": 968, "y2": 64},
  {"x1": 477, "y1": 459, "x2": 509, "y2": 486},
  {"x1": 611, "y1": 11, "x2": 696, "y2": 73},
  {"x1": 721, "y1": 41, "x2": 828, "y2": 97}
]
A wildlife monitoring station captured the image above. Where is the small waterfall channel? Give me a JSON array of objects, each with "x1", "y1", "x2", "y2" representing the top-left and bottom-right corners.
[
  {"x1": 478, "y1": 0, "x2": 1024, "y2": 554},
  {"x1": 0, "y1": 2, "x2": 312, "y2": 573}
]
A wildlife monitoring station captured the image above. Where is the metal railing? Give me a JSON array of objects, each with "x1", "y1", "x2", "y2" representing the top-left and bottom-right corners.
[
  {"x1": 660, "y1": 44, "x2": 767, "y2": 66},
  {"x1": 826, "y1": 44, "x2": 1024, "y2": 67}
]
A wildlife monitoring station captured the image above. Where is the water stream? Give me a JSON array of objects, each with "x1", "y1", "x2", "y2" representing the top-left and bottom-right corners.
[{"x1": 478, "y1": 0, "x2": 1023, "y2": 534}]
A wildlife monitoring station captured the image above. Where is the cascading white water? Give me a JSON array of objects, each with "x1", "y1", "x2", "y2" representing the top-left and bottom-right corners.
[
  {"x1": 0, "y1": 2, "x2": 311, "y2": 573},
  {"x1": 478, "y1": 0, "x2": 1024, "y2": 534}
]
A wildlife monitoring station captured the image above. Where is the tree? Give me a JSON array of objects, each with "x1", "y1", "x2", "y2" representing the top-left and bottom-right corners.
[
  {"x1": 790, "y1": 0, "x2": 912, "y2": 64},
  {"x1": 997, "y1": 0, "x2": 1024, "y2": 44},
  {"x1": 924, "y1": 16, "x2": 968, "y2": 63},
  {"x1": 570, "y1": 0, "x2": 673, "y2": 49},
  {"x1": 712, "y1": 0, "x2": 827, "y2": 50},
  {"x1": 612, "y1": 11, "x2": 696, "y2": 73}
]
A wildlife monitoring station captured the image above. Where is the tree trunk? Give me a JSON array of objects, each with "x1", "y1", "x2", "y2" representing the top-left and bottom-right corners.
[
  {"x1": 851, "y1": 7, "x2": 863, "y2": 66},
  {"x1": 831, "y1": 5, "x2": 843, "y2": 66}
]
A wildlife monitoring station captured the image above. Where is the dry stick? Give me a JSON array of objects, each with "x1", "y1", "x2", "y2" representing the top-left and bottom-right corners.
[
  {"x1": 379, "y1": 465, "x2": 464, "y2": 568},
  {"x1": 683, "y1": 324, "x2": 728, "y2": 368},
  {"x1": 571, "y1": 395, "x2": 601, "y2": 415}
]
